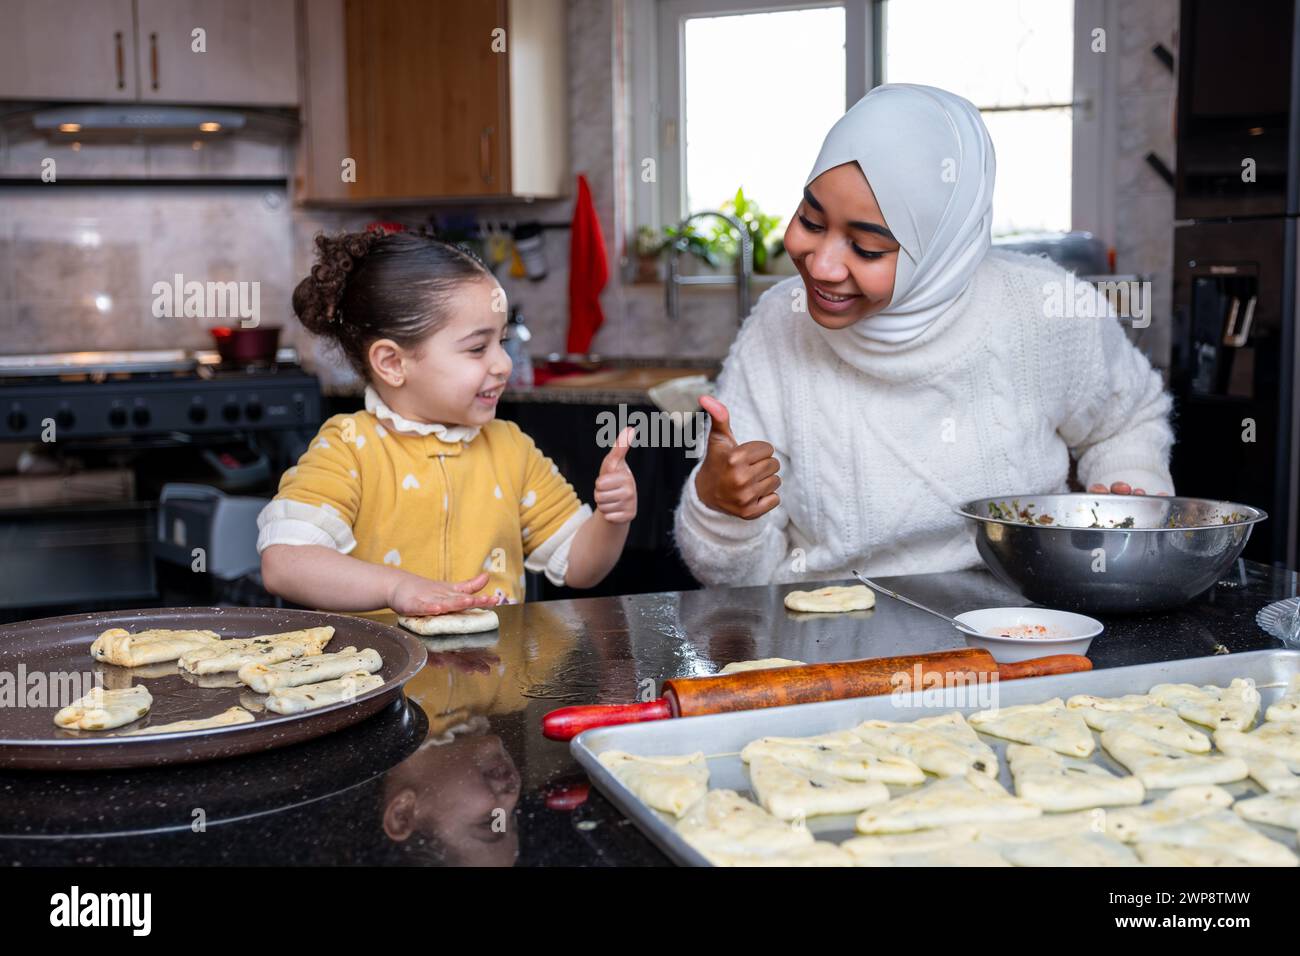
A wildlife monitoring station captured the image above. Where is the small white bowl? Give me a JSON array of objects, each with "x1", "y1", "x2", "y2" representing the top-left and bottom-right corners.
[{"x1": 953, "y1": 607, "x2": 1103, "y2": 663}]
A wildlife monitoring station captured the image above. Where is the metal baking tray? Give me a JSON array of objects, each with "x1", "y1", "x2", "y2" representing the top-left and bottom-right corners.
[
  {"x1": 572, "y1": 649, "x2": 1300, "y2": 866},
  {"x1": 0, "y1": 606, "x2": 427, "y2": 770}
]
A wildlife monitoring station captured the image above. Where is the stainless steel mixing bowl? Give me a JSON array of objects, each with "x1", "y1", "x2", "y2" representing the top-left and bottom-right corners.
[{"x1": 956, "y1": 494, "x2": 1267, "y2": 614}]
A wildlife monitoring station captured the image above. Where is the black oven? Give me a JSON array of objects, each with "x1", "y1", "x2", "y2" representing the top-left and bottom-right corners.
[{"x1": 1171, "y1": 0, "x2": 1300, "y2": 568}]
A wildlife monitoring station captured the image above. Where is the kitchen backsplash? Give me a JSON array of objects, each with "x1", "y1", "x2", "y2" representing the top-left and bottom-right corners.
[{"x1": 0, "y1": 184, "x2": 296, "y2": 355}]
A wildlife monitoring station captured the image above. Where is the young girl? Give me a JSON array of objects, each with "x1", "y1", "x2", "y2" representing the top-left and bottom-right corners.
[{"x1": 259, "y1": 229, "x2": 636, "y2": 616}]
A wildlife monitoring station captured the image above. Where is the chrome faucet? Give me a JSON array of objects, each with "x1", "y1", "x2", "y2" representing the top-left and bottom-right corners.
[{"x1": 665, "y1": 210, "x2": 753, "y2": 323}]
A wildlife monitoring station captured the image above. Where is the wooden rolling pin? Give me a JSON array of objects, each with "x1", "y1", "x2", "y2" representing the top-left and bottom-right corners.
[{"x1": 542, "y1": 647, "x2": 1091, "y2": 740}]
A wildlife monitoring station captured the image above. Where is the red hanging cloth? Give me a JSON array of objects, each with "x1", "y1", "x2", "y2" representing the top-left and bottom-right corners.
[{"x1": 566, "y1": 174, "x2": 609, "y2": 353}]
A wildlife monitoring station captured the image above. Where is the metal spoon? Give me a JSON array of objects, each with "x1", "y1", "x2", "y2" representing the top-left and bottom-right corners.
[{"x1": 850, "y1": 570, "x2": 986, "y2": 638}]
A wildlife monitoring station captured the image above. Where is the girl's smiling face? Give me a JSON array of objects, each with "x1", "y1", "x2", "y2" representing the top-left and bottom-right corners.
[
  {"x1": 783, "y1": 162, "x2": 901, "y2": 330},
  {"x1": 368, "y1": 276, "x2": 512, "y2": 427}
]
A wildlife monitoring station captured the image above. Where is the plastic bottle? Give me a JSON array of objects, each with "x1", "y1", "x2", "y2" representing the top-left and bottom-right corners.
[{"x1": 505, "y1": 307, "x2": 534, "y2": 388}]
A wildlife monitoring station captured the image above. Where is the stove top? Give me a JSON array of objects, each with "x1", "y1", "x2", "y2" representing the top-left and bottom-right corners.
[
  {"x1": 0, "y1": 348, "x2": 303, "y2": 381},
  {"x1": 0, "y1": 349, "x2": 321, "y2": 440}
]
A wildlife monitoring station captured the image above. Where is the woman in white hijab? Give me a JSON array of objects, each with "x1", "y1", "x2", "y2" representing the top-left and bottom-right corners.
[{"x1": 675, "y1": 84, "x2": 1174, "y2": 586}]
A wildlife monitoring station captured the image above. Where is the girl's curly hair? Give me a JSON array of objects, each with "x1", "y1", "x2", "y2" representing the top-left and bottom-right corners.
[{"x1": 292, "y1": 228, "x2": 492, "y2": 380}]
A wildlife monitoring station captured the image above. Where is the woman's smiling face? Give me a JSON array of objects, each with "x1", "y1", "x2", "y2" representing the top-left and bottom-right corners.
[{"x1": 783, "y1": 162, "x2": 901, "y2": 329}]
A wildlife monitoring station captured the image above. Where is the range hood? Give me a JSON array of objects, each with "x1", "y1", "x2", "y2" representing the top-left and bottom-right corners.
[{"x1": 31, "y1": 105, "x2": 249, "y2": 139}]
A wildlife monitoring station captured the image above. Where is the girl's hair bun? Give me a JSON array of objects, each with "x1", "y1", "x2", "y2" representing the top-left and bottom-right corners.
[
  {"x1": 291, "y1": 226, "x2": 493, "y2": 381},
  {"x1": 292, "y1": 230, "x2": 383, "y2": 335}
]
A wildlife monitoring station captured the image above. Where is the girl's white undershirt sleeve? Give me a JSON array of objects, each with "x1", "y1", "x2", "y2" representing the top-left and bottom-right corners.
[
  {"x1": 523, "y1": 503, "x2": 592, "y2": 587},
  {"x1": 256, "y1": 499, "x2": 357, "y2": 553}
]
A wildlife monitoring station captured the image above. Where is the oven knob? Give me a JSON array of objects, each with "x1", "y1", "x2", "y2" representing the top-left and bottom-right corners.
[
  {"x1": 132, "y1": 406, "x2": 151, "y2": 427},
  {"x1": 55, "y1": 409, "x2": 75, "y2": 430},
  {"x1": 244, "y1": 400, "x2": 263, "y2": 422},
  {"x1": 221, "y1": 401, "x2": 241, "y2": 423},
  {"x1": 6, "y1": 409, "x2": 26, "y2": 432},
  {"x1": 188, "y1": 404, "x2": 208, "y2": 424},
  {"x1": 108, "y1": 407, "x2": 128, "y2": 428}
]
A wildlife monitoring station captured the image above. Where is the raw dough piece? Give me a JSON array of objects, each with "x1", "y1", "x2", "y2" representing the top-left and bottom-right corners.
[
  {"x1": 1006, "y1": 744, "x2": 1144, "y2": 811},
  {"x1": 119, "y1": 706, "x2": 254, "y2": 736},
  {"x1": 858, "y1": 844, "x2": 1012, "y2": 868},
  {"x1": 1133, "y1": 810, "x2": 1298, "y2": 867},
  {"x1": 238, "y1": 647, "x2": 382, "y2": 694},
  {"x1": 747, "y1": 755, "x2": 889, "y2": 819},
  {"x1": 1102, "y1": 786, "x2": 1236, "y2": 843},
  {"x1": 1066, "y1": 693, "x2": 1155, "y2": 712},
  {"x1": 1148, "y1": 678, "x2": 1259, "y2": 731},
  {"x1": 598, "y1": 751, "x2": 709, "y2": 818},
  {"x1": 1099, "y1": 729, "x2": 1248, "y2": 788},
  {"x1": 1075, "y1": 705, "x2": 1210, "y2": 753},
  {"x1": 741, "y1": 730, "x2": 926, "y2": 785},
  {"x1": 841, "y1": 826, "x2": 981, "y2": 861},
  {"x1": 707, "y1": 842, "x2": 853, "y2": 867},
  {"x1": 854, "y1": 770, "x2": 1040, "y2": 834},
  {"x1": 178, "y1": 626, "x2": 335, "y2": 675},
  {"x1": 782, "y1": 585, "x2": 875, "y2": 613},
  {"x1": 719, "y1": 658, "x2": 806, "y2": 675},
  {"x1": 999, "y1": 832, "x2": 1141, "y2": 867},
  {"x1": 265, "y1": 672, "x2": 385, "y2": 715},
  {"x1": 854, "y1": 712, "x2": 999, "y2": 778},
  {"x1": 968, "y1": 698, "x2": 1095, "y2": 757},
  {"x1": 1213, "y1": 721, "x2": 1300, "y2": 765},
  {"x1": 397, "y1": 608, "x2": 499, "y2": 635},
  {"x1": 1233, "y1": 792, "x2": 1300, "y2": 832},
  {"x1": 90, "y1": 628, "x2": 221, "y2": 667},
  {"x1": 1266, "y1": 675, "x2": 1300, "y2": 723},
  {"x1": 972, "y1": 812, "x2": 1100, "y2": 844},
  {"x1": 675, "y1": 790, "x2": 813, "y2": 857},
  {"x1": 53, "y1": 685, "x2": 152, "y2": 731},
  {"x1": 1135, "y1": 844, "x2": 1258, "y2": 867},
  {"x1": 1213, "y1": 736, "x2": 1300, "y2": 793}
]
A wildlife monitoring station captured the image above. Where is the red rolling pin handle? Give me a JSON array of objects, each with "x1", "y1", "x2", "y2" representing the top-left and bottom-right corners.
[
  {"x1": 997, "y1": 655, "x2": 1092, "y2": 680},
  {"x1": 542, "y1": 697, "x2": 674, "y2": 741}
]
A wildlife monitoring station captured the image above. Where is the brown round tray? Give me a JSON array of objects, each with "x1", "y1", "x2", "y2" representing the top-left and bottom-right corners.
[{"x1": 0, "y1": 606, "x2": 427, "y2": 770}]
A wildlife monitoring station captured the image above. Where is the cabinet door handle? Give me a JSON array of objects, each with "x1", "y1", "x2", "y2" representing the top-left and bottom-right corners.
[
  {"x1": 114, "y1": 31, "x2": 125, "y2": 89},
  {"x1": 480, "y1": 126, "x2": 494, "y2": 184},
  {"x1": 150, "y1": 32, "x2": 159, "y2": 90}
]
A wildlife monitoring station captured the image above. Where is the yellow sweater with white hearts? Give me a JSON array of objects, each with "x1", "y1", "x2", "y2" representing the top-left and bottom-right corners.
[{"x1": 260, "y1": 410, "x2": 584, "y2": 608}]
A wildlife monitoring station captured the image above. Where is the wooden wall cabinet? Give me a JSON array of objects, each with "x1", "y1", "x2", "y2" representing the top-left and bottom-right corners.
[
  {"x1": 0, "y1": 0, "x2": 298, "y2": 106},
  {"x1": 298, "y1": 0, "x2": 567, "y2": 203}
]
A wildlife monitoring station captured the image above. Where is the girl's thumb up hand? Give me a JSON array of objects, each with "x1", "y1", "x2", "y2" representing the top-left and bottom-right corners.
[{"x1": 594, "y1": 426, "x2": 637, "y2": 524}]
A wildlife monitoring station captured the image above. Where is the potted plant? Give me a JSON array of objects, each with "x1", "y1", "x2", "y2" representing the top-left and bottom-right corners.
[
  {"x1": 709, "y1": 187, "x2": 786, "y2": 274},
  {"x1": 633, "y1": 226, "x2": 666, "y2": 282},
  {"x1": 648, "y1": 188, "x2": 788, "y2": 277}
]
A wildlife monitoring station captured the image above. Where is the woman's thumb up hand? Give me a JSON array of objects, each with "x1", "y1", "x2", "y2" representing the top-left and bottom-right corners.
[{"x1": 694, "y1": 395, "x2": 781, "y2": 519}]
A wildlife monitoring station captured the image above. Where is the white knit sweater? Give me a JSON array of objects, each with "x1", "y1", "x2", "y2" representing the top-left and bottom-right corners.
[{"x1": 674, "y1": 249, "x2": 1175, "y2": 587}]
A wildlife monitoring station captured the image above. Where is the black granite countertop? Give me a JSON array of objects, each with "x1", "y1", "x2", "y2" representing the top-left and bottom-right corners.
[{"x1": 1, "y1": 560, "x2": 1294, "y2": 866}]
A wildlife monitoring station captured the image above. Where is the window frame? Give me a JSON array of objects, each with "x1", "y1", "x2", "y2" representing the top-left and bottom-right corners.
[
  {"x1": 640, "y1": 0, "x2": 873, "y2": 232},
  {"x1": 632, "y1": 0, "x2": 1110, "y2": 246}
]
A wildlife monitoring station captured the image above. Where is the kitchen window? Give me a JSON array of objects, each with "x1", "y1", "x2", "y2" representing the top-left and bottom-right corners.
[
  {"x1": 646, "y1": 0, "x2": 869, "y2": 233},
  {"x1": 880, "y1": 0, "x2": 1076, "y2": 237},
  {"x1": 639, "y1": 0, "x2": 1095, "y2": 241}
]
